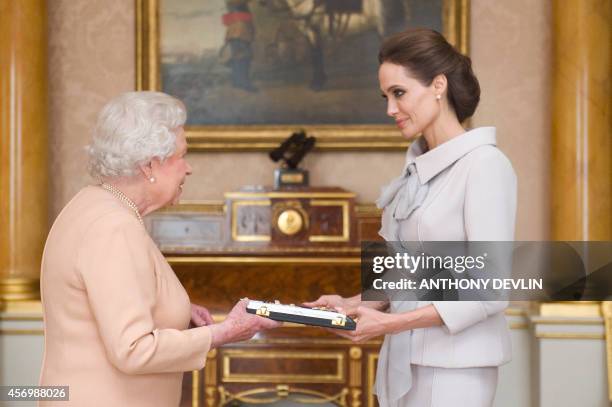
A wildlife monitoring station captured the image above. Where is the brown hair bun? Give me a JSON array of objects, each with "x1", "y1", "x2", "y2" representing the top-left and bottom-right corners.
[{"x1": 378, "y1": 28, "x2": 480, "y2": 122}]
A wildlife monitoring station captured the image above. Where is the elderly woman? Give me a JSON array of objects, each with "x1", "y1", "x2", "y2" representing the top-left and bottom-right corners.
[
  {"x1": 306, "y1": 28, "x2": 516, "y2": 407},
  {"x1": 39, "y1": 91, "x2": 278, "y2": 407}
]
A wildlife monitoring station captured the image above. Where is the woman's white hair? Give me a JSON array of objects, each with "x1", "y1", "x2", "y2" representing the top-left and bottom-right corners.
[{"x1": 86, "y1": 91, "x2": 186, "y2": 179}]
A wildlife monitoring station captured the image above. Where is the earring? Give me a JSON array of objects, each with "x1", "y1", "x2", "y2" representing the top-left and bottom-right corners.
[
  {"x1": 436, "y1": 94, "x2": 441, "y2": 100},
  {"x1": 149, "y1": 177, "x2": 156, "y2": 183}
]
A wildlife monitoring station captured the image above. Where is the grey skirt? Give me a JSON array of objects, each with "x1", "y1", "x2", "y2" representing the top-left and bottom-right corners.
[{"x1": 388, "y1": 365, "x2": 499, "y2": 407}]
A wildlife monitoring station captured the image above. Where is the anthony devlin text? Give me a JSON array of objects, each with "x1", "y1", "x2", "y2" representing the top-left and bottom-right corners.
[{"x1": 373, "y1": 278, "x2": 543, "y2": 291}]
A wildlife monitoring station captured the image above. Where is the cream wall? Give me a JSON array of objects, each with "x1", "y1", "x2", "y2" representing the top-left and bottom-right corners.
[{"x1": 48, "y1": 0, "x2": 551, "y2": 240}]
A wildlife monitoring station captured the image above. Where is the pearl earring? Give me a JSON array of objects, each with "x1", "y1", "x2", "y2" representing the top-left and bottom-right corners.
[
  {"x1": 436, "y1": 94, "x2": 441, "y2": 100},
  {"x1": 149, "y1": 177, "x2": 156, "y2": 183}
]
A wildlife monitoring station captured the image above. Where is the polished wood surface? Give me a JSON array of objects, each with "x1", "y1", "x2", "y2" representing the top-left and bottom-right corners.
[
  {"x1": 0, "y1": 0, "x2": 48, "y2": 301},
  {"x1": 174, "y1": 261, "x2": 362, "y2": 315},
  {"x1": 551, "y1": 0, "x2": 611, "y2": 241}
]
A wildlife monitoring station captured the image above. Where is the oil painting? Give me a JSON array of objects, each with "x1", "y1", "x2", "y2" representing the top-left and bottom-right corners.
[{"x1": 137, "y1": 0, "x2": 468, "y2": 150}]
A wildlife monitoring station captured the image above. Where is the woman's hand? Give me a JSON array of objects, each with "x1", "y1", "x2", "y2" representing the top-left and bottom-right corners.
[
  {"x1": 190, "y1": 303, "x2": 214, "y2": 328},
  {"x1": 303, "y1": 294, "x2": 361, "y2": 314},
  {"x1": 208, "y1": 299, "x2": 281, "y2": 348},
  {"x1": 330, "y1": 306, "x2": 394, "y2": 343},
  {"x1": 330, "y1": 304, "x2": 444, "y2": 342}
]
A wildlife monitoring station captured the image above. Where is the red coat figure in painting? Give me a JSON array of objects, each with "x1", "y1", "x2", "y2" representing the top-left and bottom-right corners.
[{"x1": 221, "y1": 0, "x2": 257, "y2": 92}]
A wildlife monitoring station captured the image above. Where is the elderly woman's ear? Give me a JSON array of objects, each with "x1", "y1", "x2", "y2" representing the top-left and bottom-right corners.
[{"x1": 138, "y1": 161, "x2": 156, "y2": 183}]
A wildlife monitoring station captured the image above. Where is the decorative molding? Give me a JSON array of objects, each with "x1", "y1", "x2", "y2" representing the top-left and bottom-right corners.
[
  {"x1": 0, "y1": 329, "x2": 44, "y2": 335},
  {"x1": 535, "y1": 332, "x2": 604, "y2": 340},
  {"x1": 366, "y1": 353, "x2": 378, "y2": 407},
  {"x1": 539, "y1": 302, "x2": 602, "y2": 318},
  {"x1": 602, "y1": 302, "x2": 612, "y2": 401},
  {"x1": 221, "y1": 350, "x2": 345, "y2": 383},
  {"x1": 167, "y1": 257, "x2": 361, "y2": 265},
  {"x1": 218, "y1": 385, "x2": 348, "y2": 406},
  {"x1": 191, "y1": 370, "x2": 200, "y2": 407}
]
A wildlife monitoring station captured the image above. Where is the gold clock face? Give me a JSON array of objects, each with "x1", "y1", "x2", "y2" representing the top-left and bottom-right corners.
[{"x1": 276, "y1": 209, "x2": 303, "y2": 236}]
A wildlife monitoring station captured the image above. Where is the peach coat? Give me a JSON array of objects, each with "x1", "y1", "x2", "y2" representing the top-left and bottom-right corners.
[{"x1": 39, "y1": 185, "x2": 211, "y2": 406}]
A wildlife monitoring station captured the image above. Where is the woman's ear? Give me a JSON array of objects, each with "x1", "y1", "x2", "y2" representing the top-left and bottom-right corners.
[
  {"x1": 432, "y1": 74, "x2": 448, "y2": 96},
  {"x1": 138, "y1": 161, "x2": 153, "y2": 180}
]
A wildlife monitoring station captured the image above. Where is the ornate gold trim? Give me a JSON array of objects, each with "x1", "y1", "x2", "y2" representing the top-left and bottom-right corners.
[
  {"x1": 505, "y1": 306, "x2": 529, "y2": 317},
  {"x1": 350, "y1": 388, "x2": 362, "y2": 407},
  {"x1": 0, "y1": 315, "x2": 43, "y2": 321},
  {"x1": 539, "y1": 302, "x2": 602, "y2": 317},
  {"x1": 0, "y1": 299, "x2": 42, "y2": 314},
  {"x1": 135, "y1": 0, "x2": 159, "y2": 91},
  {"x1": 0, "y1": 300, "x2": 43, "y2": 322},
  {"x1": 0, "y1": 329, "x2": 44, "y2": 335},
  {"x1": 204, "y1": 349, "x2": 217, "y2": 407},
  {"x1": 272, "y1": 200, "x2": 310, "y2": 237},
  {"x1": 162, "y1": 201, "x2": 375, "y2": 216},
  {"x1": 222, "y1": 350, "x2": 345, "y2": 383},
  {"x1": 602, "y1": 302, "x2": 612, "y2": 401},
  {"x1": 206, "y1": 333, "x2": 382, "y2": 345},
  {"x1": 163, "y1": 246, "x2": 361, "y2": 254},
  {"x1": 309, "y1": 200, "x2": 350, "y2": 242},
  {"x1": 218, "y1": 385, "x2": 348, "y2": 406},
  {"x1": 535, "y1": 332, "x2": 604, "y2": 340},
  {"x1": 532, "y1": 318, "x2": 603, "y2": 326},
  {"x1": 229, "y1": 338, "x2": 382, "y2": 346},
  {"x1": 231, "y1": 200, "x2": 271, "y2": 242},
  {"x1": 443, "y1": 0, "x2": 470, "y2": 55},
  {"x1": 166, "y1": 256, "x2": 361, "y2": 265},
  {"x1": 367, "y1": 353, "x2": 378, "y2": 407},
  {"x1": 349, "y1": 346, "x2": 363, "y2": 407},
  {"x1": 157, "y1": 200, "x2": 225, "y2": 214},
  {"x1": 187, "y1": 127, "x2": 410, "y2": 152},
  {"x1": 0, "y1": 278, "x2": 40, "y2": 302},
  {"x1": 355, "y1": 204, "x2": 381, "y2": 217},
  {"x1": 191, "y1": 370, "x2": 200, "y2": 407},
  {"x1": 226, "y1": 192, "x2": 356, "y2": 199}
]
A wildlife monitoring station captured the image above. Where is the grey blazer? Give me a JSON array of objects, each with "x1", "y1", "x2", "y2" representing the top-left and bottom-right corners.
[{"x1": 380, "y1": 127, "x2": 516, "y2": 368}]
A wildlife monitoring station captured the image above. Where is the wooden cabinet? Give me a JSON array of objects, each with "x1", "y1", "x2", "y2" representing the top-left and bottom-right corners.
[
  {"x1": 171, "y1": 257, "x2": 381, "y2": 407},
  {"x1": 149, "y1": 188, "x2": 383, "y2": 406}
]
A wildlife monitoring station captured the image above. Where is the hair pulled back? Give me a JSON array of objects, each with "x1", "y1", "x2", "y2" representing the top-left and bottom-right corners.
[{"x1": 378, "y1": 28, "x2": 480, "y2": 122}]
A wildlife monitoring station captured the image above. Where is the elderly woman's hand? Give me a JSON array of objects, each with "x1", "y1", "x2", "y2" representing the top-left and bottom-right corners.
[
  {"x1": 190, "y1": 303, "x2": 214, "y2": 328},
  {"x1": 208, "y1": 299, "x2": 281, "y2": 348}
]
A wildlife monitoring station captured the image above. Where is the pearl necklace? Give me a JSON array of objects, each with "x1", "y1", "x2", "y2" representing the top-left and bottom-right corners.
[{"x1": 100, "y1": 183, "x2": 144, "y2": 226}]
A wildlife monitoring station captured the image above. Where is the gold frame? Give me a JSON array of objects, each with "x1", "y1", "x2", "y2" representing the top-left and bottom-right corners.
[
  {"x1": 309, "y1": 200, "x2": 350, "y2": 243},
  {"x1": 221, "y1": 349, "x2": 345, "y2": 383},
  {"x1": 135, "y1": 0, "x2": 470, "y2": 151},
  {"x1": 230, "y1": 200, "x2": 271, "y2": 242}
]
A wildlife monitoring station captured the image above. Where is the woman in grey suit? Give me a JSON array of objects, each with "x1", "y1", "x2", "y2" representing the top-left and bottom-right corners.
[{"x1": 306, "y1": 28, "x2": 516, "y2": 407}]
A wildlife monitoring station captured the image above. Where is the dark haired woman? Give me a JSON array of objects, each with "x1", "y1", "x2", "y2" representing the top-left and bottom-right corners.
[{"x1": 306, "y1": 28, "x2": 515, "y2": 406}]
